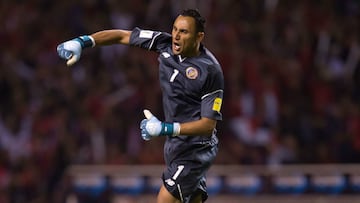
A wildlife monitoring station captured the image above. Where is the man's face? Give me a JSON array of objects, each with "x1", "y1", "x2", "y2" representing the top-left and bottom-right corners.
[{"x1": 172, "y1": 15, "x2": 203, "y2": 57}]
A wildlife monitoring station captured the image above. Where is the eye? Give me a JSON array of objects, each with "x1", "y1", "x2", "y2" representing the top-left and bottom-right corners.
[{"x1": 179, "y1": 29, "x2": 188, "y2": 34}]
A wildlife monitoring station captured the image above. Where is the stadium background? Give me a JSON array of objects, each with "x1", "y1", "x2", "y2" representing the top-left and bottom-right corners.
[{"x1": 0, "y1": 0, "x2": 359, "y2": 202}]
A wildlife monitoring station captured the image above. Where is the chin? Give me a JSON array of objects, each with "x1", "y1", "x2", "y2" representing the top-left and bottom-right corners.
[{"x1": 172, "y1": 50, "x2": 180, "y2": 55}]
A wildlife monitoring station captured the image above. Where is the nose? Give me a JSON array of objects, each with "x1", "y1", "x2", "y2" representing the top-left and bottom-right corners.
[{"x1": 174, "y1": 31, "x2": 180, "y2": 40}]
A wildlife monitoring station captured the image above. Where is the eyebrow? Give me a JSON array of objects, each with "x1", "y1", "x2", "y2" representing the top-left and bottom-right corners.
[{"x1": 173, "y1": 25, "x2": 189, "y2": 33}]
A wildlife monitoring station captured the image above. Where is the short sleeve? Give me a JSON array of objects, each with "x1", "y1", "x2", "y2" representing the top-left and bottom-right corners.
[
  {"x1": 129, "y1": 27, "x2": 171, "y2": 52},
  {"x1": 200, "y1": 65, "x2": 224, "y2": 121}
]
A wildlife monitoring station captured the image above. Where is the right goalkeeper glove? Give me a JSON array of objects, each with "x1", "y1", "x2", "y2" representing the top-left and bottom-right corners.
[{"x1": 56, "y1": 35, "x2": 95, "y2": 66}]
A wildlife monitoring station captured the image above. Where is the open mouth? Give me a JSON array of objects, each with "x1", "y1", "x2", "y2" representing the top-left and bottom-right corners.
[{"x1": 173, "y1": 42, "x2": 181, "y2": 51}]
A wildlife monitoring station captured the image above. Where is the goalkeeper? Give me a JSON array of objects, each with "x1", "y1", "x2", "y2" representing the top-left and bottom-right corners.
[{"x1": 57, "y1": 9, "x2": 224, "y2": 203}]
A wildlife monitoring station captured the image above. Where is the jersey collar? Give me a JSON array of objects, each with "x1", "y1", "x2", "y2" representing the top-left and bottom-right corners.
[{"x1": 178, "y1": 55, "x2": 187, "y2": 63}]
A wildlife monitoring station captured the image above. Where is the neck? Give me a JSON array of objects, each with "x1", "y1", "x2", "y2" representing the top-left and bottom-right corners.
[{"x1": 182, "y1": 46, "x2": 201, "y2": 58}]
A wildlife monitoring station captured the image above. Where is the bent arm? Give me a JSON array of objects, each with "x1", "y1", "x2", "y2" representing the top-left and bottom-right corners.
[
  {"x1": 90, "y1": 29, "x2": 132, "y2": 46},
  {"x1": 179, "y1": 117, "x2": 217, "y2": 136}
]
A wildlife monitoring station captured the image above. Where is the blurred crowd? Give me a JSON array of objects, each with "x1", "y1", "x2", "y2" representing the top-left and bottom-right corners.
[{"x1": 0, "y1": 0, "x2": 359, "y2": 202}]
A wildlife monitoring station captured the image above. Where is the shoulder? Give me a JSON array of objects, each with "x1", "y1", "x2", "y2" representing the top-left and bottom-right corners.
[
  {"x1": 203, "y1": 47, "x2": 220, "y2": 66},
  {"x1": 199, "y1": 47, "x2": 224, "y2": 87},
  {"x1": 197, "y1": 47, "x2": 223, "y2": 75},
  {"x1": 195, "y1": 47, "x2": 221, "y2": 72},
  {"x1": 131, "y1": 27, "x2": 171, "y2": 41},
  {"x1": 130, "y1": 27, "x2": 171, "y2": 51}
]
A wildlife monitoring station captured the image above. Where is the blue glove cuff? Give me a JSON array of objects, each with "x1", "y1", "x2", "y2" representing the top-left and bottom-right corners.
[
  {"x1": 160, "y1": 122, "x2": 180, "y2": 136},
  {"x1": 160, "y1": 123, "x2": 175, "y2": 136},
  {"x1": 75, "y1": 35, "x2": 95, "y2": 48}
]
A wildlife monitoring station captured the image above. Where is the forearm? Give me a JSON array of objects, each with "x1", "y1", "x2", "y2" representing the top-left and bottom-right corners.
[
  {"x1": 90, "y1": 29, "x2": 132, "y2": 46},
  {"x1": 178, "y1": 117, "x2": 217, "y2": 136}
]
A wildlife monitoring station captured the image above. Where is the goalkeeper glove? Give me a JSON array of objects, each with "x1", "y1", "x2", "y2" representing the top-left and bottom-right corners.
[
  {"x1": 56, "y1": 35, "x2": 95, "y2": 66},
  {"x1": 140, "y1": 109, "x2": 180, "y2": 141}
]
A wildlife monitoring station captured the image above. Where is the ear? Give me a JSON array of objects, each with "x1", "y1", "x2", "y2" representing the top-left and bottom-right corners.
[{"x1": 197, "y1": 32, "x2": 205, "y2": 43}]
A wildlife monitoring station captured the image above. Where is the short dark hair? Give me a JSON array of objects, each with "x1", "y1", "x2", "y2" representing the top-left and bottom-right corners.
[{"x1": 180, "y1": 9, "x2": 206, "y2": 33}]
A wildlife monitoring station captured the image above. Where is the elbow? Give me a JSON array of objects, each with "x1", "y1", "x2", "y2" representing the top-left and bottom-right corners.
[{"x1": 202, "y1": 118, "x2": 217, "y2": 136}]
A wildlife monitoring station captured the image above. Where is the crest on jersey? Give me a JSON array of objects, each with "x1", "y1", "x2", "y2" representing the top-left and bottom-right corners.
[{"x1": 186, "y1": 67, "x2": 198, "y2": 79}]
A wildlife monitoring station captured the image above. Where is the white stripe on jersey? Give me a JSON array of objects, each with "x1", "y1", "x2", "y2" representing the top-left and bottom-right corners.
[
  {"x1": 177, "y1": 184, "x2": 184, "y2": 202},
  {"x1": 205, "y1": 48, "x2": 220, "y2": 65},
  {"x1": 148, "y1": 32, "x2": 161, "y2": 50},
  {"x1": 201, "y1": 89, "x2": 223, "y2": 100}
]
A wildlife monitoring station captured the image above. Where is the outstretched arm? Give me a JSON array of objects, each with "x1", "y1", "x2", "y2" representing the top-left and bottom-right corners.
[
  {"x1": 91, "y1": 29, "x2": 132, "y2": 46},
  {"x1": 57, "y1": 29, "x2": 132, "y2": 66}
]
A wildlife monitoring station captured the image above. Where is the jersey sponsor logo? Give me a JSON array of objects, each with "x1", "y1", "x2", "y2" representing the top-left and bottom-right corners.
[
  {"x1": 185, "y1": 67, "x2": 198, "y2": 79},
  {"x1": 139, "y1": 30, "x2": 154, "y2": 39},
  {"x1": 212, "y1": 97, "x2": 222, "y2": 112}
]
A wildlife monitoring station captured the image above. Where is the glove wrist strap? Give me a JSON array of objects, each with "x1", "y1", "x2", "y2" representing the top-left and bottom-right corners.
[
  {"x1": 77, "y1": 35, "x2": 95, "y2": 48},
  {"x1": 161, "y1": 122, "x2": 181, "y2": 136}
]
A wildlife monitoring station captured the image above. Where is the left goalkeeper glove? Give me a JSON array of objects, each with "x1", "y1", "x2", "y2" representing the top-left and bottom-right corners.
[{"x1": 140, "y1": 109, "x2": 180, "y2": 141}]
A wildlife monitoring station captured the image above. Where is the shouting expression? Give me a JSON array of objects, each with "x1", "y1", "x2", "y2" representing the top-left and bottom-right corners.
[{"x1": 172, "y1": 15, "x2": 204, "y2": 57}]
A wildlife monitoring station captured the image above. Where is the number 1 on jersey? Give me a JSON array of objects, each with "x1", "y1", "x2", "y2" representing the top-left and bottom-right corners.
[
  {"x1": 172, "y1": 165, "x2": 184, "y2": 180},
  {"x1": 170, "y1": 69, "x2": 179, "y2": 82}
]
